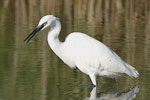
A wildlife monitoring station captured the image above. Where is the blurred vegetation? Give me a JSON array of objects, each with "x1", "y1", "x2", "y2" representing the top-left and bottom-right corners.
[{"x1": 0, "y1": 0, "x2": 150, "y2": 100}]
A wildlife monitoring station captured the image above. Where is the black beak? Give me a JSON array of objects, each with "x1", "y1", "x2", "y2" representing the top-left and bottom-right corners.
[{"x1": 24, "y1": 24, "x2": 44, "y2": 43}]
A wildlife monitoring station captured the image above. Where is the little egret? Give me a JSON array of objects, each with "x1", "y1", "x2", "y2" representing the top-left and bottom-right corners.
[{"x1": 24, "y1": 15, "x2": 139, "y2": 86}]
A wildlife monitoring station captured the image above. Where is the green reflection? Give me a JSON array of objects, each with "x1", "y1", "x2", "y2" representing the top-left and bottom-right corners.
[{"x1": 0, "y1": 0, "x2": 150, "y2": 100}]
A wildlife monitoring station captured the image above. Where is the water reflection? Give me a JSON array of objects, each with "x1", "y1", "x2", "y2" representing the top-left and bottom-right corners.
[
  {"x1": 85, "y1": 86, "x2": 140, "y2": 100},
  {"x1": 1, "y1": 0, "x2": 150, "y2": 100}
]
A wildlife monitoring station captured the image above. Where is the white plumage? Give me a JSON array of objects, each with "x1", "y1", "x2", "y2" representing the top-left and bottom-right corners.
[{"x1": 24, "y1": 15, "x2": 139, "y2": 85}]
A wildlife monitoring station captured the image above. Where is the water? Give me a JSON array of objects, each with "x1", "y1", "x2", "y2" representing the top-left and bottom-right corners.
[{"x1": 0, "y1": 0, "x2": 150, "y2": 99}]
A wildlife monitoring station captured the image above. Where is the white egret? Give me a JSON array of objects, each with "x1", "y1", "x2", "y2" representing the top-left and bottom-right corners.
[{"x1": 24, "y1": 15, "x2": 139, "y2": 85}]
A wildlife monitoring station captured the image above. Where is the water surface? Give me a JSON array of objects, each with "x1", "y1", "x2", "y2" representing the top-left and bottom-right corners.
[{"x1": 0, "y1": 0, "x2": 150, "y2": 100}]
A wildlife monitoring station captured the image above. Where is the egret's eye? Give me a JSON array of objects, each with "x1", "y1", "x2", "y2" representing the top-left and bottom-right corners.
[{"x1": 43, "y1": 22, "x2": 47, "y2": 26}]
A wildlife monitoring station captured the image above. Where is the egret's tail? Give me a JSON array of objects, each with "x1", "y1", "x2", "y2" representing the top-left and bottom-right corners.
[{"x1": 125, "y1": 63, "x2": 139, "y2": 78}]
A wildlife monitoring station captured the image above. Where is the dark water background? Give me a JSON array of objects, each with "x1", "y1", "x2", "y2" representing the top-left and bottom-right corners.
[{"x1": 0, "y1": 0, "x2": 150, "y2": 100}]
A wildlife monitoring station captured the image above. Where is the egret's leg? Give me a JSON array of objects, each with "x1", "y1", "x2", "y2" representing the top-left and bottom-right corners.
[
  {"x1": 89, "y1": 73, "x2": 96, "y2": 86},
  {"x1": 115, "y1": 78, "x2": 119, "y2": 89}
]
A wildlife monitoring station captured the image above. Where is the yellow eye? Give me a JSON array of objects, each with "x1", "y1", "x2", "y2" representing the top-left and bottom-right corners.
[{"x1": 43, "y1": 22, "x2": 47, "y2": 26}]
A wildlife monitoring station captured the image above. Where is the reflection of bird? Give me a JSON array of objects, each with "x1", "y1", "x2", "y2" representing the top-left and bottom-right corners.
[
  {"x1": 85, "y1": 86, "x2": 140, "y2": 100},
  {"x1": 24, "y1": 15, "x2": 139, "y2": 85}
]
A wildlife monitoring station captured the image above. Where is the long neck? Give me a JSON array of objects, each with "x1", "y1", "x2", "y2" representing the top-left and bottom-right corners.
[{"x1": 47, "y1": 20, "x2": 63, "y2": 55}]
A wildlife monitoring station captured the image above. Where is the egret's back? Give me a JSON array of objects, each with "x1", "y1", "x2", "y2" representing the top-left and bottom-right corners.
[{"x1": 62, "y1": 32, "x2": 139, "y2": 78}]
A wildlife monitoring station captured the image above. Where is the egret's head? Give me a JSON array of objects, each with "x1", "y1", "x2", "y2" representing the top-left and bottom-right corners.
[
  {"x1": 24, "y1": 15, "x2": 58, "y2": 43},
  {"x1": 38, "y1": 15, "x2": 57, "y2": 30}
]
